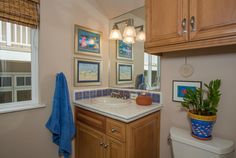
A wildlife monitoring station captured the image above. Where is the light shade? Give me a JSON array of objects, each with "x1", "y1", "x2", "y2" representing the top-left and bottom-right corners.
[
  {"x1": 109, "y1": 29, "x2": 122, "y2": 40},
  {"x1": 123, "y1": 36, "x2": 135, "y2": 44},
  {"x1": 109, "y1": 24, "x2": 122, "y2": 40},
  {"x1": 136, "y1": 30, "x2": 146, "y2": 41},
  {"x1": 123, "y1": 26, "x2": 136, "y2": 37}
]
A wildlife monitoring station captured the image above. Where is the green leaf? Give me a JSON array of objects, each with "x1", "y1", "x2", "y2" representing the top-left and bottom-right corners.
[{"x1": 181, "y1": 79, "x2": 221, "y2": 116}]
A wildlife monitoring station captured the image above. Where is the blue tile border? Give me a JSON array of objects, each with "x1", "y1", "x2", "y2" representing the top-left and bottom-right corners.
[
  {"x1": 102, "y1": 89, "x2": 108, "y2": 96},
  {"x1": 90, "y1": 90, "x2": 96, "y2": 98},
  {"x1": 97, "y1": 90, "x2": 102, "y2": 97},
  {"x1": 75, "y1": 92, "x2": 83, "y2": 100},
  {"x1": 83, "y1": 91, "x2": 90, "y2": 99},
  {"x1": 74, "y1": 88, "x2": 161, "y2": 104}
]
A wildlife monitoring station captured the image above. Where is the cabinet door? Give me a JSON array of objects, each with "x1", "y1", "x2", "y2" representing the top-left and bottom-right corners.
[
  {"x1": 126, "y1": 112, "x2": 160, "y2": 158},
  {"x1": 76, "y1": 122, "x2": 105, "y2": 158},
  {"x1": 105, "y1": 136, "x2": 125, "y2": 158},
  {"x1": 145, "y1": 0, "x2": 188, "y2": 47},
  {"x1": 190, "y1": 0, "x2": 236, "y2": 41}
]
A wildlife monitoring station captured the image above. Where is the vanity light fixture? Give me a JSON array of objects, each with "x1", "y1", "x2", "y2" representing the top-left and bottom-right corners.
[
  {"x1": 123, "y1": 19, "x2": 136, "y2": 38},
  {"x1": 109, "y1": 18, "x2": 136, "y2": 41},
  {"x1": 109, "y1": 24, "x2": 122, "y2": 40},
  {"x1": 136, "y1": 25, "x2": 146, "y2": 42},
  {"x1": 123, "y1": 36, "x2": 135, "y2": 44},
  {"x1": 109, "y1": 18, "x2": 146, "y2": 44}
]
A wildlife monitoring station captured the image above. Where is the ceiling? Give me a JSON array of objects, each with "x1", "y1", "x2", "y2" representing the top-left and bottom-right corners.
[
  {"x1": 87, "y1": 0, "x2": 145, "y2": 19},
  {"x1": 130, "y1": 7, "x2": 145, "y2": 20}
]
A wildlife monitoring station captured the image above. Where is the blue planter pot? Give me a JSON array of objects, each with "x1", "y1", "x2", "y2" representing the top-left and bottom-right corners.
[{"x1": 188, "y1": 112, "x2": 216, "y2": 140}]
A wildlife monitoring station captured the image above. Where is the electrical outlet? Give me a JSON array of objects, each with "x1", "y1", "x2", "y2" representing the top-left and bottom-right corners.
[{"x1": 130, "y1": 93, "x2": 138, "y2": 100}]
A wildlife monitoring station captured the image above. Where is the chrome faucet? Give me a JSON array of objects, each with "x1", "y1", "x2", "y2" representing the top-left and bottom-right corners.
[{"x1": 111, "y1": 92, "x2": 129, "y2": 99}]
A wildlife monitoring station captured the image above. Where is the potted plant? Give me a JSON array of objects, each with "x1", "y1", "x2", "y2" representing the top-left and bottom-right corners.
[{"x1": 181, "y1": 79, "x2": 221, "y2": 140}]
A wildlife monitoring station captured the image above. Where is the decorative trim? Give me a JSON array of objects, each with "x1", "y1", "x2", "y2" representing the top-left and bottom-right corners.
[
  {"x1": 188, "y1": 112, "x2": 216, "y2": 121},
  {"x1": 0, "y1": 103, "x2": 46, "y2": 114},
  {"x1": 74, "y1": 88, "x2": 162, "y2": 104},
  {"x1": 145, "y1": 35, "x2": 236, "y2": 55}
]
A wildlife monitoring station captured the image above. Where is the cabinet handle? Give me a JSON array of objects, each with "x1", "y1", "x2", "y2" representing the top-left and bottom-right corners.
[
  {"x1": 104, "y1": 144, "x2": 109, "y2": 149},
  {"x1": 190, "y1": 16, "x2": 196, "y2": 32},
  {"x1": 99, "y1": 142, "x2": 104, "y2": 146},
  {"x1": 111, "y1": 128, "x2": 117, "y2": 133},
  {"x1": 182, "y1": 18, "x2": 187, "y2": 33}
]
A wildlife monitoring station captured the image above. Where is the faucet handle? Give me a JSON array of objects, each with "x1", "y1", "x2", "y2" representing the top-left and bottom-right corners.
[{"x1": 122, "y1": 95, "x2": 128, "y2": 100}]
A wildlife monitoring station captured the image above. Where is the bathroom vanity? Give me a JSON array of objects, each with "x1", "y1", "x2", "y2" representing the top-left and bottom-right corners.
[{"x1": 74, "y1": 97, "x2": 162, "y2": 158}]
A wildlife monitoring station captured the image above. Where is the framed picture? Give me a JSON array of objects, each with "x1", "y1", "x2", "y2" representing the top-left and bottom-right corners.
[
  {"x1": 117, "y1": 40, "x2": 133, "y2": 60},
  {"x1": 74, "y1": 25, "x2": 102, "y2": 56},
  {"x1": 172, "y1": 80, "x2": 202, "y2": 102},
  {"x1": 117, "y1": 63, "x2": 134, "y2": 84},
  {"x1": 74, "y1": 58, "x2": 102, "y2": 86}
]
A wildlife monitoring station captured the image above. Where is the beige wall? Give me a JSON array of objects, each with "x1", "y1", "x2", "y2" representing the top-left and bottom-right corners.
[
  {"x1": 160, "y1": 48, "x2": 236, "y2": 158},
  {"x1": 109, "y1": 13, "x2": 144, "y2": 88},
  {"x1": 0, "y1": 0, "x2": 109, "y2": 158}
]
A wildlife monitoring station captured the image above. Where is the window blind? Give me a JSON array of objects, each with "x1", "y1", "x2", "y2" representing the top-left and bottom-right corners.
[{"x1": 0, "y1": 0, "x2": 40, "y2": 28}]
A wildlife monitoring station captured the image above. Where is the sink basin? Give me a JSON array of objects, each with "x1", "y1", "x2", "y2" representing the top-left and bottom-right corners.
[{"x1": 92, "y1": 97, "x2": 131, "y2": 107}]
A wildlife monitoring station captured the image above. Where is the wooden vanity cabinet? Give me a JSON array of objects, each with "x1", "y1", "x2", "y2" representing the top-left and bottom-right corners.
[
  {"x1": 105, "y1": 136, "x2": 126, "y2": 158},
  {"x1": 145, "y1": 0, "x2": 236, "y2": 54},
  {"x1": 76, "y1": 122, "x2": 105, "y2": 158},
  {"x1": 74, "y1": 107, "x2": 161, "y2": 158}
]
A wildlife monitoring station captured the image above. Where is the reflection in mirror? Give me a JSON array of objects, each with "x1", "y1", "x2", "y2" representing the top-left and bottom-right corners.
[{"x1": 109, "y1": 7, "x2": 160, "y2": 90}]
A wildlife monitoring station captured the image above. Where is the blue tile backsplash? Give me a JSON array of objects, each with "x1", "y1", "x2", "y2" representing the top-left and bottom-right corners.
[{"x1": 74, "y1": 88, "x2": 161, "y2": 104}]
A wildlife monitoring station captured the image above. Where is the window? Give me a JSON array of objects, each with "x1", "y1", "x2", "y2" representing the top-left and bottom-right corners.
[
  {"x1": 0, "y1": 21, "x2": 38, "y2": 110},
  {"x1": 144, "y1": 53, "x2": 160, "y2": 90}
]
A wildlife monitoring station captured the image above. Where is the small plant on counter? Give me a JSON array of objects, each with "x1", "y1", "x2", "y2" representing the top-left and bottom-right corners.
[{"x1": 181, "y1": 79, "x2": 221, "y2": 140}]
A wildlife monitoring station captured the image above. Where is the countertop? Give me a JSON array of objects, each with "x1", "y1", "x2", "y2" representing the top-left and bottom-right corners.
[{"x1": 74, "y1": 97, "x2": 163, "y2": 123}]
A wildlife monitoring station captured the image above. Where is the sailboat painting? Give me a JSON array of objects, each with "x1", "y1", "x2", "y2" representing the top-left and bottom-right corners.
[{"x1": 74, "y1": 58, "x2": 101, "y2": 86}]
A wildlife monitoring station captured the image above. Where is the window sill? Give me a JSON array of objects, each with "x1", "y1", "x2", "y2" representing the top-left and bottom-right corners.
[{"x1": 0, "y1": 103, "x2": 46, "y2": 114}]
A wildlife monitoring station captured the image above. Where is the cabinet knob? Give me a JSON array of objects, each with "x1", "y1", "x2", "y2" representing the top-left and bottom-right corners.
[
  {"x1": 190, "y1": 16, "x2": 196, "y2": 32},
  {"x1": 111, "y1": 128, "x2": 117, "y2": 133},
  {"x1": 104, "y1": 144, "x2": 109, "y2": 149},
  {"x1": 99, "y1": 142, "x2": 104, "y2": 146},
  {"x1": 182, "y1": 18, "x2": 187, "y2": 33}
]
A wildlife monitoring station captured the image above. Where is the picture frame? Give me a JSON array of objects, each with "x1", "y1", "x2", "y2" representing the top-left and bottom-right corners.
[
  {"x1": 74, "y1": 58, "x2": 102, "y2": 86},
  {"x1": 117, "y1": 62, "x2": 134, "y2": 84},
  {"x1": 74, "y1": 25, "x2": 102, "y2": 56},
  {"x1": 117, "y1": 40, "x2": 133, "y2": 60},
  {"x1": 172, "y1": 80, "x2": 202, "y2": 102}
]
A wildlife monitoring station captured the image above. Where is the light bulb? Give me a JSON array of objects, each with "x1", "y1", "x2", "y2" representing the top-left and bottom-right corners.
[
  {"x1": 136, "y1": 30, "x2": 146, "y2": 41},
  {"x1": 123, "y1": 36, "x2": 135, "y2": 44},
  {"x1": 123, "y1": 26, "x2": 136, "y2": 37}
]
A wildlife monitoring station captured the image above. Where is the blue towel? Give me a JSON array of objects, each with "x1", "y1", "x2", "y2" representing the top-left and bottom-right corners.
[
  {"x1": 135, "y1": 74, "x2": 146, "y2": 90},
  {"x1": 46, "y1": 72, "x2": 75, "y2": 158}
]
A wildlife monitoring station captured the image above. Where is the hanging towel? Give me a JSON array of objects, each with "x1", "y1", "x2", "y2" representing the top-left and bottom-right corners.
[
  {"x1": 46, "y1": 72, "x2": 75, "y2": 158},
  {"x1": 135, "y1": 74, "x2": 146, "y2": 90}
]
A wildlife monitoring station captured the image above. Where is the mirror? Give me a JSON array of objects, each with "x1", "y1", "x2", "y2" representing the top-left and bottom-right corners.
[{"x1": 109, "y1": 7, "x2": 161, "y2": 90}]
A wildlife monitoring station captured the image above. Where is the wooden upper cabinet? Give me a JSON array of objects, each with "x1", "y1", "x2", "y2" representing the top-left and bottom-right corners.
[
  {"x1": 145, "y1": 0, "x2": 236, "y2": 54},
  {"x1": 145, "y1": 0, "x2": 189, "y2": 47},
  {"x1": 190, "y1": 0, "x2": 236, "y2": 41}
]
